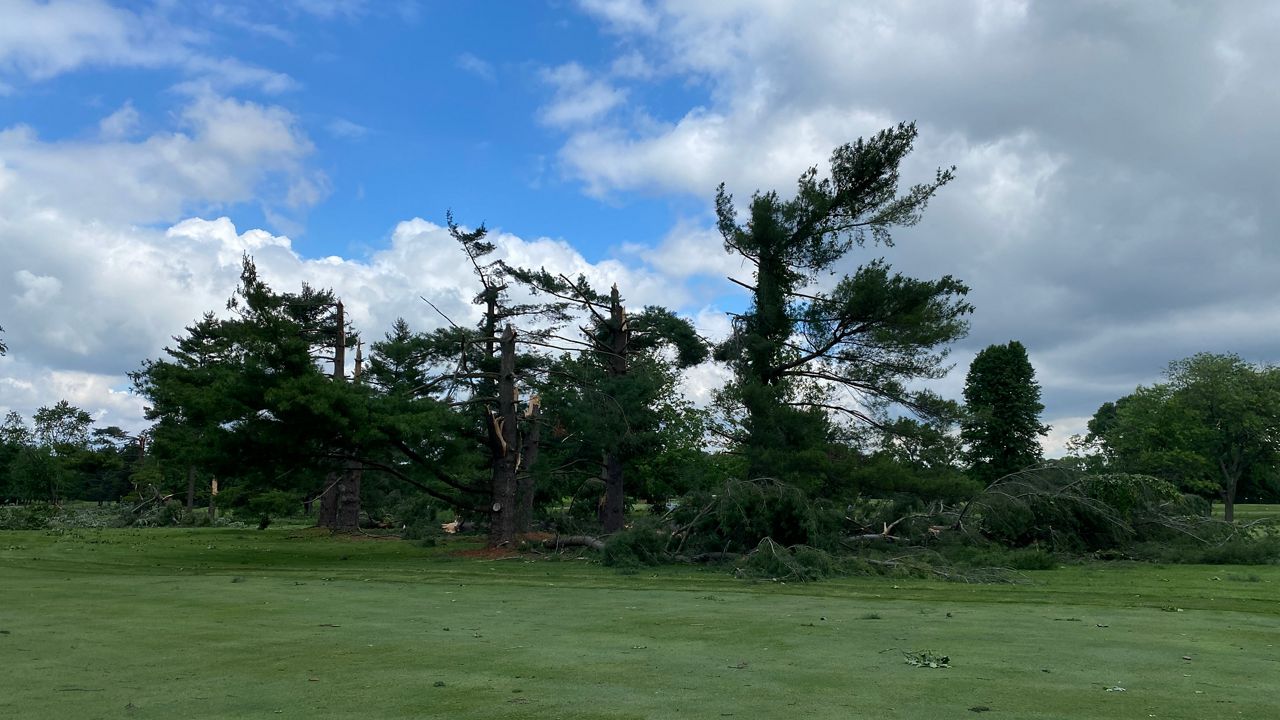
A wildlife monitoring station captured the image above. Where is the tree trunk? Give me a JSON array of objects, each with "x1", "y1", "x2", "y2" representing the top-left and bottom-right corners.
[
  {"x1": 598, "y1": 286, "x2": 630, "y2": 535},
  {"x1": 318, "y1": 461, "x2": 362, "y2": 532},
  {"x1": 1220, "y1": 454, "x2": 1241, "y2": 523},
  {"x1": 488, "y1": 326, "x2": 519, "y2": 547},
  {"x1": 185, "y1": 465, "x2": 196, "y2": 510},
  {"x1": 332, "y1": 300, "x2": 346, "y2": 381},
  {"x1": 601, "y1": 452, "x2": 626, "y2": 534},
  {"x1": 515, "y1": 395, "x2": 541, "y2": 534},
  {"x1": 318, "y1": 472, "x2": 338, "y2": 528}
]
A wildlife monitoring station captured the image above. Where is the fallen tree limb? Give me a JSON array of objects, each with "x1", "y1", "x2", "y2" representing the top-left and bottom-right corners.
[{"x1": 543, "y1": 535, "x2": 605, "y2": 551}]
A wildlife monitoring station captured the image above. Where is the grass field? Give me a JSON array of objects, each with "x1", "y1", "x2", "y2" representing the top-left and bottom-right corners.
[
  {"x1": 1, "y1": 527, "x2": 1278, "y2": 719},
  {"x1": 1213, "y1": 503, "x2": 1280, "y2": 522}
]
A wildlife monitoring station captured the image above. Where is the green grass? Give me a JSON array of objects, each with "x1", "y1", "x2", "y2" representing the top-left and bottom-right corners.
[
  {"x1": 2, "y1": 529, "x2": 1278, "y2": 719},
  {"x1": 1213, "y1": 503, "x2": 1280, "y2": 522}
]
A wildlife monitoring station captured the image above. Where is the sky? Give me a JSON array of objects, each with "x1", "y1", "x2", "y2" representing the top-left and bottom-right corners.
[{"x1": 2, "y1": 0, "x2": 1279, "y2": 455}]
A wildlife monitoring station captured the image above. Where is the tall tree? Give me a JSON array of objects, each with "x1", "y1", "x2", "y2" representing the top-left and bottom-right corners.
[
  {"x1": 713, "y1": 123, "x2": 972, "y2": 483},
  {"x1": 961, "y1": 340, "x2": 1049, "y2": 484},
  {"x1": 411, "y1": 215, "x2": 571, "y2": 546},
  {"x1": 1086, "y1": 353, "x2": 1280, "y2": 521},
  {"x1": 134, "y1": 257, "x2": 367, "y2": 527},
  {"x1": 132, "y1": 313, "x2": 238, "y2": 509},
  {"x1": 509, "y1": 270, "x2": 708, "y2": 532},
  {"x1": 1166, "y1": 353, "x2": 1280, "y2": 521}
]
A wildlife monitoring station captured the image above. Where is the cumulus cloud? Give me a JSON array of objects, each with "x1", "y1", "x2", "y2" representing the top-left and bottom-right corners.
[
  {"x1": 539, "y1": 63, "x2": 628, "y2": 128},
  {"x1": 97, "y1": 101, "x2": 141, "y2": 140},
  {"x1": 0, "y1": 89, "x2": 320, "y2": 224},
  {"x1": 550, "y1": 0, "x2": 1280, "y2": 451},
  {"x1": 0, "y1": 207, "x2": 691, "y2": 433},
  {"x1": 0, "y1": 0, "x2": 296, "y2": 94}
]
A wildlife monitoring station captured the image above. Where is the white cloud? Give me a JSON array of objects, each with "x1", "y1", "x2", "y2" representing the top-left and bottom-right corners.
[
  {"x1": 539, "y1": 63, "x2": 627, "y2": 128},
  {"x1": 0, "y1": 89, "x2": 319, "y2": 225},
  {"x1": 326, "y1": 117, "x2": 369, "y2": 140},
  {"x1": 0, "y1": 205, "x2": 690, "y2": 433},
  {"x1": 0, "y1": 1, "x2": 295, "y2": 94},
  {"x1": 291, "y1": 0, "x2": 368, "y2": 19},
  {"x1": 455, "y1": 52, "x2": 495, "y2": 82},
  {"x1": 13, "y1": 270, "x2": 63, "y2": 307},
  {"x1": 97, "y1": 101, "x2": 141, "y2": 139},
  {"x1": 547, "y1": 0, "x2": 1280, "y2": 450},
  {"x1": 0, "y1": 0, "x2": 172, "y2": 80},
  {"x1": 577, "y1": 0, "x2": 659, "y2": 34}
]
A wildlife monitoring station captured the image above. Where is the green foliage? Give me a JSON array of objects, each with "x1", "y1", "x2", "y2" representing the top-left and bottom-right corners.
[
  {"x1": 0, "y1": 502, "x2": 60, "y2": 530},
  {"x1": 247, "y1": 490, "x2": 304, "y2": 519},
  {"x1": 961, "y1": 341, "x2": 1048, "y2": 484},
  {"x1": 713, "y1": 124, "x2": 971, "y2": 481},
  {"x1": 968, "y1": 469, "x2": 1190, "y2": 551},
  {"x1": 1084, "y1": 353, "x2": 1280, "y2": 519},
  {"x1": 671, "y1": 478, "x2": 839, "y2": 554},
  {"x1": 735, "y1": 540, "x2": 844, "y2": 582},
  {"x1": 6, "y1": 446, "x2": 68, "y2": 503},
  {"x1": 602, "y1": 518, "x2": 670, "y2": 568}
]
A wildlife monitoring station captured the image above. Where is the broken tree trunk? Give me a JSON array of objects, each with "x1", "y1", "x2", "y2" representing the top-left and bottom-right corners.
[
  {"x1": 599, "y1": 285, "x2": 630, "y2": 535},
  {"x1": 488, "y1": 325, "x2": 520, "y2": 547},
  {"x1": 317, "y1": 461, "x2": 362, "y2": 532}
]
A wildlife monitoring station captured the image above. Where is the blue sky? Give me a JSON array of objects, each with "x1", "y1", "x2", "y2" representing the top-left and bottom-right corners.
[
  {"x1": 3, "y1": 1, "x2": 1280, "y2": 455},
  {"x1": 0, "y1": 2, "x2": 705, "y2": 259}
]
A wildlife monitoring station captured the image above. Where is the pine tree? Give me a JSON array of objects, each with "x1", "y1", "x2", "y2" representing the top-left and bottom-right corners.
[{"x1": 961, "y1": 340, "x2": 1049, "y2": 483}]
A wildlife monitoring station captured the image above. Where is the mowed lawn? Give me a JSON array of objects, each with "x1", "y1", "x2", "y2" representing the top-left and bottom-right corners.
[
  {"x1": 1, "y1": 527, "x2": 1277, "y2": 720},
  {"x1": 1213, "y1": 503, "x2": 1280, "y2": 522}
]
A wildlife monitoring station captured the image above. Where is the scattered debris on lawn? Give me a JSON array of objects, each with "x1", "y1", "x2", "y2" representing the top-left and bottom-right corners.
[{"x1": 904, "y1": 650, "x2": 950, "y2": 668}]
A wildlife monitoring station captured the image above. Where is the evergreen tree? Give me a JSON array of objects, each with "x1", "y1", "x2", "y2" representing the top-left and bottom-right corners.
[
  {"x1": 509, "y1": 269, "x2": 708, "y2": 532},
  {"x1": 713, "y1": 123, "x2": 971, "y2": 486},
  {"x1": 961, "y1": 340, "x2": 1049, "y2": 484}
]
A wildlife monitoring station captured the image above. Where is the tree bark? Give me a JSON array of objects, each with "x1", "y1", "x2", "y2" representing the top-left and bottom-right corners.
[
  {"x1": 488, "y1": 325, "x2": 519, "y2": 547},
  {"x1": 318, "y1": 461, "x2": 362, "y2": 532},
  {"x1": 543, "y1": 535, "x2": 605, "y2": 551},
  {"x1": 332, "y1": 300, "x2": 346, "y2": 381},
  {"x1": 185, "y1": 465, "x2": 196, "y2": 510},
  {"x1": 599, "y1": 286, "x2": 630, "y2": 535},
  {"x1": 601, "y1": 452, "x2": 626, "y2": 534}
]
